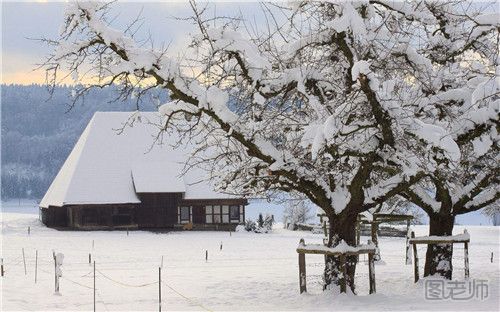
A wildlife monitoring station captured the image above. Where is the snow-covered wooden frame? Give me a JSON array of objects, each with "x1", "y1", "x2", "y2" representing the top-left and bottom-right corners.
[
  {"x1": 296, "y1": 239, "x2": 377, "y2": 294},
  {"x1": 409, "y1": 230, "x2": 470, "y2": 282}
]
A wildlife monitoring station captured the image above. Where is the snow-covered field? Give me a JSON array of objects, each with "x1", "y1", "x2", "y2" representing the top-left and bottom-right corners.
[{"x1": 1, "y1": 209, "x2": 499, "y2": 311}]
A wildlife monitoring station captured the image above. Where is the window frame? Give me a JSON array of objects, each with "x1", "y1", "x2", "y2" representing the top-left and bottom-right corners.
[
  {"x1": 229, "y1": 205, "x2": 240, "y2": 221},
  {"x1": 179, "y1": 206, "x2": 190, "y2": 222},
  {"x1": 205, "y1": 205, "x2": 234, "y2": 224}
]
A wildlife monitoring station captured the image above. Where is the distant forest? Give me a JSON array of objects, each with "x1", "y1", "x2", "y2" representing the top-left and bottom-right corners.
[{"x1": 1, "y1": 84, "x2": 166, "y2": 201}]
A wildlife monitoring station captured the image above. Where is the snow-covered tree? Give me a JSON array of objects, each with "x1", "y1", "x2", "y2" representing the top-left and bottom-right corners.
[
  {"x1": 43, "y1": 1, "x2": 498, "y2": 291},
  {"x1": 386, "y1": 3, "x2": 499, "y2": 279},
  {"x1": 283, "y1": 200, "x2": 314, "y2": 228},
  {"x1": 483, "y1": 202, "x2": 500, "y2": 226}
]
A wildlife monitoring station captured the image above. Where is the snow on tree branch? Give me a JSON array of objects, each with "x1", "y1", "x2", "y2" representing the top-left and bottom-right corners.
[{"x1": 43, "y1": 1, "x2": 498, "y2": 223}]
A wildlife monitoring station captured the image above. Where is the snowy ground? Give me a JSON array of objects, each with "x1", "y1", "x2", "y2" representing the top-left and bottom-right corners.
[{"x1": 1, "y1": 207, "x2": 499, "y2": 311}]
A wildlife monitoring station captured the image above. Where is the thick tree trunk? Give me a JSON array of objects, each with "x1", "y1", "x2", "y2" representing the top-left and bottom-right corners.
[
  {"x1": 424, "y1": 213, "x2": 455, "y2": 279},
  {"x1": 324, "y1": 212, "x2": 358, "y2": 293}
]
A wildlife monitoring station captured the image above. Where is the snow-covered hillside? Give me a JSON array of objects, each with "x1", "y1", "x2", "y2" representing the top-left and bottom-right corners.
[{"x1": 1, "y1": 209, "x2": 498, "y2": 311}]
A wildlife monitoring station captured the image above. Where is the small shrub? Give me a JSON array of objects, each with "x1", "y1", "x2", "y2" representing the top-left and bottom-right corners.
[{"x1": 244, "y1": 220, "x2": 256, "y2": 232}]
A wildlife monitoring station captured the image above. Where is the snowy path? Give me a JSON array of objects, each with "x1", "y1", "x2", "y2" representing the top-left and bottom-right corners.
[{"x1": 1, "y1": 212, "x2": 498, "y2": 311}]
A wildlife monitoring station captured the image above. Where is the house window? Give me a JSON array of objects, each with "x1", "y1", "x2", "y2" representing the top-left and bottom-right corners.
[
  {"x1": 206, "y1": 214, "x2": 213, "y2": 223},
  {"x1": 206, "y1": 205, "x2": 222, "y2": 223},
  {"x1": 205, "y1": 205, "x2": 238, "y2": 224},
  {"x1": 213, "y1": 213, "x2": 221, "y2": 223},
  {"x1": 180, "y1": 206, "x2": 190, "y2": 222},
  {"x1": 230, "y1": 205, "x2": 239, "y2": 220}
]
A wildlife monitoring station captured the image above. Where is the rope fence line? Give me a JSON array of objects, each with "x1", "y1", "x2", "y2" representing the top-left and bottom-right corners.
[
  {"x1": 162, "y1": 281, "x2": 213, "y2": 312},
  {"x1": 81, "y1": 270, "x2": 94, "y2": 278},
  {"x1": 3, "y1": 256, "x2": 24, "y2": 266},
  {"x1": 38, "y1": 267, "x2": 94, "y2": 290},
  {"x1": 3, "y1": 258, "x2": 317, "y2": 271},
  {"x1": 20, "y1": 261, "x2": 215, "y2": 311},
  {"x1": 96, "y1": 269, "x2": 157, "y2": 288}
]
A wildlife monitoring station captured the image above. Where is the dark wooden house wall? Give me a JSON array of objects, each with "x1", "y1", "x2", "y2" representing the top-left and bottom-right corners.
[
  {"x1": 41, "y1": 204, "x2": 138, "y2": 229},
  {"x1": 68, "y1": 204, "x2": 137, "y2": 228},
  {"x1": 136, "y1": 192, "x2": 183, "y2": 228},
  {"x1": 40, "y1": 206, "x2": 68, "y2": 228},
  {"x1": 40, "y1": 196, "x2": 248, "y2": 230}
]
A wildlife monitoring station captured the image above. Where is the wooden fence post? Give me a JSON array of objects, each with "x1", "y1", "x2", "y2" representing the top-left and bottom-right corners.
[
  {"x1": 340, "y1": 254, "x2": 347, "y2": 293},
  {"x1": 371, "y1": 221, "x2": 380, "y2": 261},
  {"x1": 1, "y1": 258, "x2": 4, "y2": 277},
  {"x1": 464, "y1": 230, "x2": 470, "y2": 279},
  {"x1": 89, "y1": 253, "x2": 92, "y2": 266},
  {"x1": 411, "y1": 231, "x2": 419, "y2": 283},
  {"x1": 368, "y1": 252, "x2": 376, "y2": 294},
  {"x1": 491, "y1": 252, "x2": 494, "y2": 263},
  {"x1": 298, "y1": 238, "x2": 307, "y2": 294},
  {"x1": 205, "y1": 250, "x2": 208, "y2": 262},
  {"x1": 53, "y1": 251, "x2": 58, "y2": 293},
  {"x1": 159, "y1": 267, "x2": 162, "y2": 312},
  {"x1": 93, "y1": 261, "x2": 96, "y2": 312},
  {"x1": 22, "y1": 248, "x2": 27, "y2": 275},
  {"x1": 405, "y1": 220, "x2": 412, "y2": 265},
  {"x1": 35, "y1": 250, "x2": 38, "y2": 283}
]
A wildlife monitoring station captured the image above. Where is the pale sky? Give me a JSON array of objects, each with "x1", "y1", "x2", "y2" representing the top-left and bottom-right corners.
[{"x1": 1, "y1": 1, "x2": 263, "y2": 85}]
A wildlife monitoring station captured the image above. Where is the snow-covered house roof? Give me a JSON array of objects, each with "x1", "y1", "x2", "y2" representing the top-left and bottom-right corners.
[{"x1": 40, "y1": 112, "x2": 231, "y2": 208}]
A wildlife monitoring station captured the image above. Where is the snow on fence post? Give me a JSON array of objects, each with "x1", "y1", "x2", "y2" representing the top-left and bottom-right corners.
[
  {"x1": 464, "y1": 229, "x2": 470, "y2": 279},
  {"x1": 52, "y1": 251, "x2": 57, "y2": 292},
  {"x1": 35, "y1": 250, "x2": 38, "y2": 284},
  {"x1": 22, "y1": 248, "x2": 27, "y2": 275},
  {"x1": 298, "y1": 239, "x2": 307, "y2": 294},
  {"x1": 1, "y1": 258, "x2": 4, "y2": 277},
  {"x1": 411, "y1": 232, "x2": 419, "y2": 283},
  {"x1": 405, "y1": 221, "x2": 412, "y2": 265},
  {"x1": 371, "y1": 221, "x2": 380, "y2": 261},
  {"x1": 53, "y1": 252, "x2": 64, "y2": 295},
  {"x1": 367, "y1": 240, "x2": 376, "y2": 294},
  {"x1": 158, "y1": 267, "x2": 162, "y2": 312}
]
